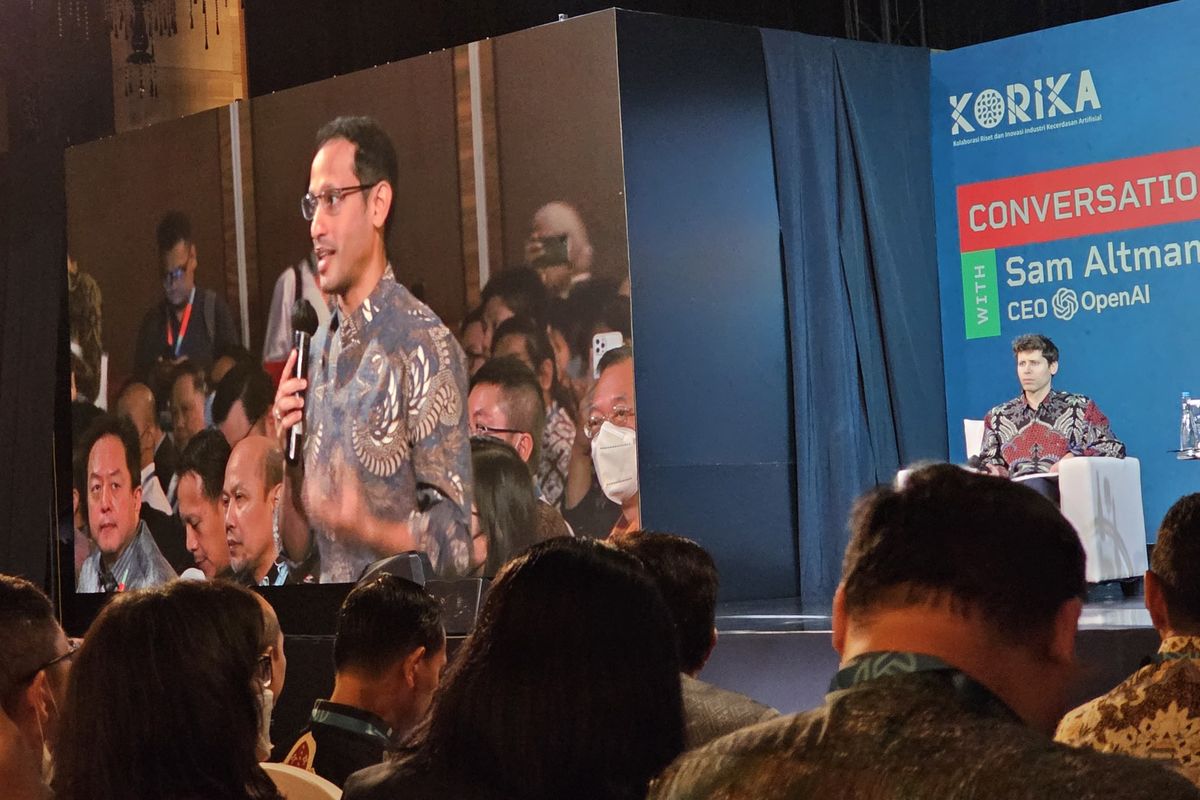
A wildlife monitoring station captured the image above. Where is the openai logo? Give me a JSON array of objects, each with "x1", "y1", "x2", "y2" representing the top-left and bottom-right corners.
[
  {"x1": 1052, "y1": 288, "x2": 1079, "y2": 321},
  {"x1": 973, "y1": 90, "x2": 1005, "y2": 129}
]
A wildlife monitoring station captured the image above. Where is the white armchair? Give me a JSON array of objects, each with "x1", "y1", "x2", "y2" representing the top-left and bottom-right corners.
[{"x1": 260, "y1": 763, "x2": 342, "y2": 799}]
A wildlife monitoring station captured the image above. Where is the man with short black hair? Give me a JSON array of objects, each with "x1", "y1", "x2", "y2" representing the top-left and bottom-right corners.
[
  {"x1": 980, "y1": 333, "x2": 1125, "y2": 479},
  {"x1": 176, "y1": 429, "x2": 233, "y2": 579},
  {"x1": 616, "y1": 532, "x2": 778, "y2": 748},
  {"x1": 213, "y1": 363, "x2": 276, "y2": 447},
  {"x1": 169, "y1": 362, "x2": 209, "y2": 455},
  {"x1": 492, "y1": 315, "x2": 577, "y2": 509},
  {"x1": 0, "y1": 575, "x2": 76, "y2": 793},
  {"x1": 282, "y1": 575, "x2": 446, "y2": 786},
  {"x1": 77, "y1": 414, "x2": 176, "y2": 592},
  {"x1": 274, "y1": 115, "x2": 472, "y2": 581},
  {"x1": 479, "y1": 267, "x2": 548, "y2": 353},
  {"x1": 651, "y1": 465, "x2": 1198, "y2": 799},
  {"x1": 1057, "y1": 493, "x2": 1200, "y2": 785},
  {"x1": 132, "y1": 210, "x2": 239, "y2": 382}
]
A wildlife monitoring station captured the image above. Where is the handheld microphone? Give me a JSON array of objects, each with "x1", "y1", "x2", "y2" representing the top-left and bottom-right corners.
[
  {"x1": 179, "y1": 567, "x2": 206, "y2": 581},
  {"x1": 965, "y1": 455, "x2": 985, "y2": 473},
  {"x1": 286, "y1": 298, "x2": 320, "y2": 465}
]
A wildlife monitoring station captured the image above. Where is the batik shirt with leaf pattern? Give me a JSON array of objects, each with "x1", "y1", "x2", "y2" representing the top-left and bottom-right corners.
[
  {"x1": 1057, "y1": 636, "x2": 1200, "y2": 787},
  {"x1": 980, "y1": 389, "x2": 1125, "y2": 478},
  {"x1": 303, "y1": 266, "x2": 472, "y2": 582}
]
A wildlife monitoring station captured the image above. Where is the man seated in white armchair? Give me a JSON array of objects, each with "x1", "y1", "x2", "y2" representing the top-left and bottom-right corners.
[{"x1": 979, "y1": 333, "x2": 1125, "y2": 502}]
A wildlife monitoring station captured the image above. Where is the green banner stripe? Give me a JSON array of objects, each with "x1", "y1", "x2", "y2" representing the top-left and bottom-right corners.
[{"x1": 961, "y1": 250, "x2": 1000, "y2": 340}]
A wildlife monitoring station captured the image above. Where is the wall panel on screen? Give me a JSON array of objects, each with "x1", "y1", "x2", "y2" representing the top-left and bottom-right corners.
[{"x1": 931, "y1": 2, "x2": 1200, "y2": 538}]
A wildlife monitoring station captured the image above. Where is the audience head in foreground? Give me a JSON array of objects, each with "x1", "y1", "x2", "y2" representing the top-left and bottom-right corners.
[
  {"x1": 651, "y1": 464, "x2": 1200, "y2": 800},
  {"x1": 0, "y1": 575, "x2": 75, "y2": 793},
  {"x1": 344, "y1": 537, "x2": 684, "y2": 800},
  {"x1": 53, "y1": 580, "x2": 282, "y2": 800},
  {"x1": 1057, "y1": 492, "x2": 1200, "y2": 785},
  {"x1": 616, "y1": 531, "x2": 780, "y2": 748},
  {"x1": 283, "y1": 575, "x2": 445, "y2": 787}
]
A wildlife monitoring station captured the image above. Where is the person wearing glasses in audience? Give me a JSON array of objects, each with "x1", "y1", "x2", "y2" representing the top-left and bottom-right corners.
[
  {"x1": 132, "y1": 211, "x2": 239, "y2": 387},
  {"x1": 582, "y1": 345, "x2": 639, "y2": 539},
  {"x1": 0, "y1": 575, "x2": 80, "y2": 794},
  {"x1": 273, "y1": 116, "x2": 472, "y2": 582}
]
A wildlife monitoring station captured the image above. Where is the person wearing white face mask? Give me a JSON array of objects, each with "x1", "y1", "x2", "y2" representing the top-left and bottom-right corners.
[
  {"x1": 585, "y1": 346, "x2": 640, "y2": 539},
  {"x1": 0, "y1": 575, "x2": 77, "y2": 798}
]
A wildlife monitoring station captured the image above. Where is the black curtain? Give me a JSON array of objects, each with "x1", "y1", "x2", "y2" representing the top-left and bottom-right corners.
[{"x1": 760, "y1": 29, "x2": 947, "y2": 605}]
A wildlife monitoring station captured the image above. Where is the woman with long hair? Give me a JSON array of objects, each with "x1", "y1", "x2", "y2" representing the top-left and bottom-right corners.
[
  {"x1": 53, "y1": 580, "x2": 281, "y2": 800},
  {"x1": 469, "y1": 436, "x2": 542, "y2": 576},
  {"x1": 345, "y1": 537, "x2": 685, "y2": 800}
]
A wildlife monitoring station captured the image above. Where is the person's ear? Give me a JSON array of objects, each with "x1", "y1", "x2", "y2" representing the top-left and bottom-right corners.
[
  {"x1": 132, "y1": 483, "x2": 143, "y2": 507},
  {"x1": 1145, "y1": 570, "x2": 1172, "y2": 634},
  {"x1": 832, "y1": 584, "x2": 848, "y2": 657},
  {"x1": 401, "y1": 646, "x2": 427, "y2": 688},
  {"x1": 370, "y1": 181, "x2": 394, "y2": 233},
  {"x1": 269, "y1": 481, "x2": 283, "y2": 513},
  {"x1": 537, "y1": 359, "x2": 554, "y2": 394},
  {"x1": 1047, "y1": 597, "x2": 1081, "y2": 667},
  {"x1": 1049, "y1": 360, "x2": 1059, "y2": 376},
  {"x1": 517, "y1": 433, "x2": 535, "y2": 463},
  {"x1": 187, "y1": 243, "x2": 198, "y2": 270}
]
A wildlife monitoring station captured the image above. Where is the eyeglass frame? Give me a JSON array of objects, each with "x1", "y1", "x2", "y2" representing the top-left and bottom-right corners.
[
  {"x1": 583, "y1": 406, "x2": 636, "y2": 439},
  {"x1": 162, "y1": 265, "x2": 188, "y2": 287},
  {"x1": 300, "y1": 182, "x2": 380, "y2": 221},
  {"x1": 469, "y1": 422, "x2": 528, "y2": 439},
  {"x1": 17, "y1": 637, "x2": 82, "y2": 686},
  {"x1": 256, "y1": 652, "x2": 273, "y2": 688}
]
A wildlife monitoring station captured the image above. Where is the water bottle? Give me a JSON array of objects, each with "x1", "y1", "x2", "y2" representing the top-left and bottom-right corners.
[{"x1": 1182, "y1": 392, "x2": 1194, "y2": 458}]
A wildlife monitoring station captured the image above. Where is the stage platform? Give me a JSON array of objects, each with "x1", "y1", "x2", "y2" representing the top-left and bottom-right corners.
[{"x1": 702, "y1": 594, "x2": 1159, "y2": 715}]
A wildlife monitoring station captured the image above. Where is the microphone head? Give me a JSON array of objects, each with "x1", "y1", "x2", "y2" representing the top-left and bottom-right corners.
[
  {"x1": 179, "y1": 567, "x2": 207, "y2": 581},
  {"x1": 291, "y1": 298, "x2": 320, "y2": 337}
]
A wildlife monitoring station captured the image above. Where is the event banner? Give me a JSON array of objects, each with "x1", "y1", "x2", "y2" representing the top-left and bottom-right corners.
[{"x1": 931, "y1": 1, "x2": 1200, "y2": 534}]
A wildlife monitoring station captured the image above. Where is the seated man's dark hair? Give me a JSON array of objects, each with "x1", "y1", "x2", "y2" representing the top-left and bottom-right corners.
[
  {"x1": 470, "y1": 355, "x2": 546, "y2": 468},
  {"x1": 315, "y1": 116, "x2": 399, "y2": 239},
  {"x1": 843, "y1": 464, "x2": 1085, "y2": 645},
  {"x1": 481, "y1": 267, "x2": 548, "y2": 328},
  {"x1": 155, "y1": 210, "x2": 192, "y2": 256},
  {"x1": 76, "y1": 414, "x2": 141, "y2": 491},
  {"x1": 597, "y1": 343, "x2": 633, "y2": 375},
  {"x1": 1011, "y1": 333, "x2": 1059, "y2": 364},
  {"x1": 1151, "y1": 493, "x2": 1200, "y2": 632},
  {"x1": 334, "y1": 575, "x2": 444, "y2": 676},
  {"x1": 177, "y1": 429, "x2": 232, "y2": 502},
  {"x1": 172, "y1": 360, "x2": 209, "y2": 397},
  {"x1": 0, "y1": 575, "x2": 59, "y2": 711},
  {"x1": 615, "y1": 531, "x2": 719, "y2": 675},
  {"x1": 493, "y1": 315, "x2": 577, "y2": 422},
  {"x1": 211, "y1": 363, "x2": 274, "y2": 427}
]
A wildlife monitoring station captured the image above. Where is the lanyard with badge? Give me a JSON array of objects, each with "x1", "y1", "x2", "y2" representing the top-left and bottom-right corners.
[
  {"x1": 166, "y1": 287, "x2": 196, "y2": 357},
  {"x1": 311, "y1": 704, "x2": 393, "y2": 746}
]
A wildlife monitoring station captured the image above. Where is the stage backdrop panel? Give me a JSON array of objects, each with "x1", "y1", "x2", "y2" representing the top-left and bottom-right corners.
[{"x1": 931, "y1": 2, "x2": 1200, "y2": 538}]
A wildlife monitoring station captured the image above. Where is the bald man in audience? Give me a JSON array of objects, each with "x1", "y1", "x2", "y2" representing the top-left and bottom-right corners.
[
  {"x1": 116, "y1": 382, "x2": 176, "y2": 512},
  {"x1": 223, "y1": 436, "x2": 291, "y2": 586}
]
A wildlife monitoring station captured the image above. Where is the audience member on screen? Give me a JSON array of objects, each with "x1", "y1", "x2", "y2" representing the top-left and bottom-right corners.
[
  {"x1": 281, "y1": 575, "x2": 445, "y2": 786},
  {"x1": 524, "y1": 200, "x2": 594, "y2": 298},
  {"x1": 273, "y1": 115, "x2": 472, "y2": 582},
  {"x1": 458, "y1": 306, "x2": 488, "y2": 377},
  {"x1": 1057, "y1": 492, "x2": 1200, "y2": 785},
  {"x1": 616, "y1": 531, "x2": 780, "y2": 748},
  {"x1": 213, "y1": 363, "x2": 277, "y2": 447},
  {"x1": 583, "y1": 345, "x2": 639, "y2": 538},
  {"x1": 0, "y1": 575, "x2": 77, "y2": 796},
  {"x1": 53, "y1": 581, "x2": 283, "y2": 800},
  {"x1": 343, "y1": 537, "x2": 684, "y2": 800},
  {"x1": 468, "y1": 437, "x2": 554, "y2": 577},
  {"x1": 211, "y1": 342, "x2": 256, "y2": 388},
  {"x1": 492, "y1": 315, "x2": 578, "y2": 508},
  {"x1": 115, "y1": 381, "x2": 176, "y2": 512},
  {"x1": 224, "y1": 436, "x2": 292, "y2": 587},
  {"x1": 650, "y1": 465, "x2": 1200, "y2": 799},
  {"x1": 76, "y1": 414, "x2": 176, "y2": 593},
  {"x1": 176, "y1": 429, "x2": 234, "y2": 580},
  {"x1": 132, "y1": 211, "x2": 239, "y2": 384},
  {"x1": 479, "y1": 267, "x2": 548, "y2": 355},
  {"x1": 979, "y1": 333, "x2": 1125, "y2": 479},
  {"x1": 67, "y1": 250, "x2": 103, "y2": 405},
  {"x1": 168, "y1": 362, "x2": 209, "y2": 454}
]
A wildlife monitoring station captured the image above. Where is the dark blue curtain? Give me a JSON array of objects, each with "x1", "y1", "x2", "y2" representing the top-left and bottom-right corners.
[{"x1": 760, "y1": 30, "x2": 946, "y2": 605}]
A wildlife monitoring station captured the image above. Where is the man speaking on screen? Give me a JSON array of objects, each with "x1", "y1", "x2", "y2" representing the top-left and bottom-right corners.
[
  {"x1": 273, "y1": 116, "x2": 473, "y2": 582},
  {"x1": 979, "y1": 333, "x2": 1125, "y2": 490}
]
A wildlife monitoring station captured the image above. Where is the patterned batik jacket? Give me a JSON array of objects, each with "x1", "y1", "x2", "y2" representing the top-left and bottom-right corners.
[
  {"x1": 650, "y1": 667, "x2": 1200, "y2": 800},
  {"x1": 1057, "y1": 636, "x2": 1200, "y2": 787},
  {"x1": 303, "y1": 266, "x2": 472, "y2": 582},
  {"x1": 980, "y1": 389, "x2": 1125, "y2": 477}
]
